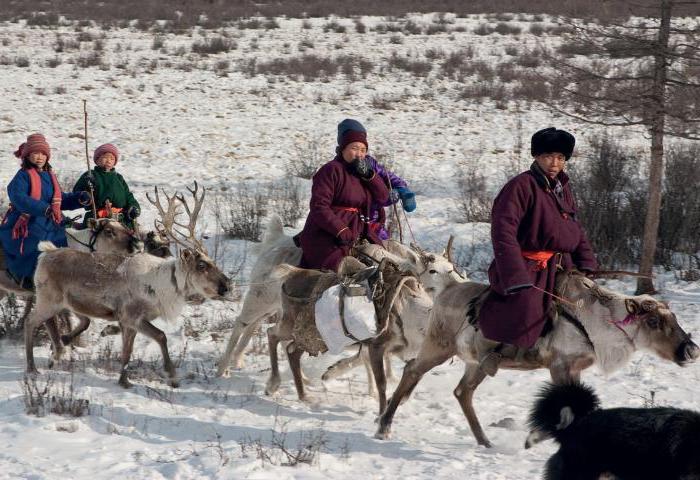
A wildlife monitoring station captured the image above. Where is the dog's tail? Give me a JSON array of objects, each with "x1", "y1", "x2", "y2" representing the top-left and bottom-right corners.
[{"x1": 525, "y1": 382, "x2": 600, "y2": 448}]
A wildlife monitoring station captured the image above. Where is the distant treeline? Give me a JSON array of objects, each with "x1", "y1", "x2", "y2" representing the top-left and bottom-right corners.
[{"x1": 2, "y1": 0, "x2": 697, "y2": 28}]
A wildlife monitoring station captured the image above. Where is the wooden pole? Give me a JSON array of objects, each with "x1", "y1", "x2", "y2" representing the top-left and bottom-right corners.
[{"x1": 83, "y1": 100, "x2": 98, "y2": 219}]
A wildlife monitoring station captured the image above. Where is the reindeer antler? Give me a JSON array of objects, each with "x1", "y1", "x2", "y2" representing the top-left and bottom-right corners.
[
  {"x1": 445, "y1": 235, "x2": 455, "y2": 264},
  {"x1": 173, "y1": 181, "x2": 207, "y2": 252},
  {"x1": 146, "y1": 182, "x2": 207, "y2": 253},
  {"x1": 146, "y1": 186, "x2": 181, "y2": 241}
]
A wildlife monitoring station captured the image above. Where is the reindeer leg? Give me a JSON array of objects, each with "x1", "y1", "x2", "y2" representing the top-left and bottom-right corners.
[
  {"x1": 118, "y1": 326, "x2": 137, "y2": 389},
  {"x1": 217, "y1": 315, "x2": 259, "y2": 376},
  {"x1": 286, "y1": 342, "x2": 310, "y2": 402},
  {"x1": 384, "y1": 351, "x2": 396, "y2": 383},
  {"x1": 136, "y1": 320, "x2": 179, "y2": 388},
  {"x1": 368, "y1": 343, "x2": 388, "y2": 414},
  {"x1": 549, "y1": 361, "x2": 577, "y2": 384},
  {"x1": 45, "y1": 316, "x2": 64, "y2": 369},
  {"x1": 231, "y1": 316, "x2": 264, "y2": 369},
  {"x1": 61, "y1": 315, "x2": 91, "y2": 346},
  {"x1": 454, "y1": 364, "x2": 491, "y2": 448},
  {"x1": 25, "y1": 305, "x2": 59, "y2": 375},
  {"x1": 375, "y1": 346, "x2": 452, "y2": 439},
  {"x1": 265, "y1": 325, "x2": 282, "y2": 395},
  {"x1": 322, "y1": 347, "x2": 363, "y2": 381}
]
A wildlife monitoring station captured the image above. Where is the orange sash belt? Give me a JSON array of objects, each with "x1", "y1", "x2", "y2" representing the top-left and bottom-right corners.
[
  {"x1": 522, "y1": 250, "x2": 555, "y2": 271},
  {"x1": 97, "y1": 206, "x2": 123, "y2": 218},
  {"x1": 332, "y1": 206, "x2": 359, "y2": 213}
]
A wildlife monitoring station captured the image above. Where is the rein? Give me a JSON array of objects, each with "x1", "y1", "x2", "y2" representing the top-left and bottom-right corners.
[
  {"x1": 65, "y1": 221, "x2": 105, "y2": 252},
  {"x1": 557, "y1": 271, "x2": 639, "y2": 348}
]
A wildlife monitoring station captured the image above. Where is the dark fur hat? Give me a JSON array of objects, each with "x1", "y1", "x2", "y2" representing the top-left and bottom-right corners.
[{"x1": 531, "y1": 127, "x2": 575, "y2": 160}]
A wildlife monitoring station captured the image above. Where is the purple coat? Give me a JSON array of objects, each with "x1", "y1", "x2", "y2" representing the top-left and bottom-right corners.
[
  {"x1": 298, "y1": 156, "x2": 390, "y2": 271},
  {"x1": 367, "y1": 155, "x2": 408, "y2": 240},
  {"x1": 478, "y1": 164, "x2": 597, "y2": 348}
]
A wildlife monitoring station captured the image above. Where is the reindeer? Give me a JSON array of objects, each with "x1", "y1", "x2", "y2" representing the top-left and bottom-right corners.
[
  {"x1": 24, "y1": 182, "x2": 231, "y2": 388},
  {"x1": 375, "y1": 270, "x2": 700, "y2": 447},
  {"x1": 264, "y1": 257, "x2": 435, "y2": 414},
  {"x1": 216, "y1": 216, "x2": 462, "y2": 377}
]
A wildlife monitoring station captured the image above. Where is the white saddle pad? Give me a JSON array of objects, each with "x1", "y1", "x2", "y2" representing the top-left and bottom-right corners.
[{"x1": 314, "y1": 283, "x2": 377, "y2": 355}]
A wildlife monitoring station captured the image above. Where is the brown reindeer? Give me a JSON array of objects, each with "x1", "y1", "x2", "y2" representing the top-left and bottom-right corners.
[
  {"x1": 24, "y1": 183, "x2": 231, "y2": 388},
  {"x1": 375, "y1": 270, "x2": 700, "y2": 447},
  {"x1": 265, "y1": 257, "x2": 427, "y2": 413}
]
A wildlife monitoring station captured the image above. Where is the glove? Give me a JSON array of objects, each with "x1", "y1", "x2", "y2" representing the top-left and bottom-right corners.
[
  {"x1": 505, "y1": 283, "x2": 533, "y2": 295},
  {"x1": 78, "y1": 191, "x2": 91, "y2": 206},
  {"x1": 85, "y1": 175, "x2": 95, "y2": 190},
  {"x1": 395, "y1": 186, "x2": 416, "y2": 212},
  {"x1": 349, "y1": 157, "x2": 373, "y2": 180},
  {"x1": 44, "y1": 205, "x2": 61, "y2": 224},
  {"x1": 336, "y1": 227, "x2": 355, "y2": 246},
  {"x1": 126, "y1": 206, "x2": 140, "y2": 220}
]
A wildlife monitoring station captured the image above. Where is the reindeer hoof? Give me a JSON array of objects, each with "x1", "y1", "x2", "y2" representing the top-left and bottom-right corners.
[
  {"x1": 374, "y1": 429, "x2": 391, "y2": 440},
  {"x1": 118, "y1": 376, "x2": 133, "y2": 389},
  {"x1": 169, "y1": 379, "x2": 180, "y2": 388},
  {"x1": 231, "y1": 358, "x2": 246, "y2": 370},
  {"x1": 265, "y1": 377, "x2": 280, "y2": 395},
  {"x1": 26, "y1": 367, "x2": 39, "y2": 377}
]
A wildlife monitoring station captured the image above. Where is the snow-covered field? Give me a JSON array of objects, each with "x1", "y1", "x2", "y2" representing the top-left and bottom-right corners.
[{"x1": 0, "y1": 13, "x2": 698, "y2": 479}]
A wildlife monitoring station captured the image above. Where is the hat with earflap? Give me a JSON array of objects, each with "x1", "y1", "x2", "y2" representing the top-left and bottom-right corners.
[{"x1": 531, "y1": 127, "x2": 576, "y2": 160}]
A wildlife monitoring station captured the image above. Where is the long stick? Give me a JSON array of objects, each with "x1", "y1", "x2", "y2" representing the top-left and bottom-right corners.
[{"x1": 83, "y1": 100, "x2": 97, "y2": 219}]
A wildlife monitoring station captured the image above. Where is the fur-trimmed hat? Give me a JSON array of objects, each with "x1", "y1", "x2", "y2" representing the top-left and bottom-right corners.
[
  {"x1": 531, "y1": 127, "x2": 575, "y2": 160},
  {"x1": 93, "y1": 143, "x2": 119, "y2": 164},
  {"x1": 337, "y1": 118, "x2": 368, "y2": 152},
  {"x1": 14, "y1": 133, "x2": 51, "y2": 161}
]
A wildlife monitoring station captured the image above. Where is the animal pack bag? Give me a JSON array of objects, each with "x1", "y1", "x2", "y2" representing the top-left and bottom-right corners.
[{"x1": 314, "y1": 281, "x2": 377, "y2": 355}]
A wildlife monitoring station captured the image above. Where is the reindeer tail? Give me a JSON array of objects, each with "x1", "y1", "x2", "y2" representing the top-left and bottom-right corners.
[
  {"x1": 38, "y1": 241, "x2": 59, "y2": 252},
  {"x1": 526, "y1": 382, "x2": 600, "y2": 447}
]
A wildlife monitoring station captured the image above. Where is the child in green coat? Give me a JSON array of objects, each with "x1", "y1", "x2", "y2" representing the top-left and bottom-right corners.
[{"x1": 73, "y1": 143, "x2": 140, "y2": 228}]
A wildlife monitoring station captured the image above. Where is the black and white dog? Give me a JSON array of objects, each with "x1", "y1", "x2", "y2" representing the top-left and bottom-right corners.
[{"x1": 527, "y1": 382, "x2": 700, "y2": 480}]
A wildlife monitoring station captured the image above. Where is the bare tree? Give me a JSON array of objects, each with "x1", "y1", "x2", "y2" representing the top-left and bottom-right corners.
[{"x1": 548, "y1": 0, "x2": 700, "y2": 293}]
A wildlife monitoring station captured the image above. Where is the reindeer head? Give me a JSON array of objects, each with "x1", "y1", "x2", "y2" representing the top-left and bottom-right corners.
[
  {"x1": 148, "y1": 182, "x2": 231, "y2": 299},
  {"x1": 142, "y1": 230, "x2": 172, "y2": 258},
  {"x1": 411, "y1": 236, "x2": 467, "y2": 296},
  {"x1": 180, "y1": 248, "x2": 231, "y2": 299},
  {"x1": 623, "y1": 295, "x2": 699, "y2": 366},
  {"x1": 88, "y1": 217, "x2": 144, "y2": 254},
  {"x1": 558, "y1": 271, "x2": 699, "y2": 367}
]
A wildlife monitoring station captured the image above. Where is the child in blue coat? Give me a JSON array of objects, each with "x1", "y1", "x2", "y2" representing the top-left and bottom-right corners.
[{"x1": 0, "y1": 133, "x2": 90, "y2": 289}]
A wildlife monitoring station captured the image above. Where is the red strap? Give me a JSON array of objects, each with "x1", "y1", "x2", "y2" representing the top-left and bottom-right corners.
[
  {"x1": 48, "y1": 171, "x2": 62, "y2": 224},
  {"x1": 522, "y1": 250, "x2": 556, "y2": 271}
]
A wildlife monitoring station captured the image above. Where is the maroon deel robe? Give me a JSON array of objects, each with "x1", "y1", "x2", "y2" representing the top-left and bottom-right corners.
[
  {"x1": 298, "y1": 156, "x2": 390, "y2": 271},
  {"x1": 478, "y1": 165, "x2": 598, "y2": 348}
]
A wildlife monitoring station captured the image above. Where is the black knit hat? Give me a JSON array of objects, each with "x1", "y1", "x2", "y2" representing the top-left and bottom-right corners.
[{"x1": 531, "y1": 127, "x2": 575, "y2": 160}]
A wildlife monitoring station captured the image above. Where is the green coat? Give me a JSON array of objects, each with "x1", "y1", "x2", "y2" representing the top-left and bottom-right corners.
[{"x1": 73, "y1": 166, "x2": 140, "y2": 224}]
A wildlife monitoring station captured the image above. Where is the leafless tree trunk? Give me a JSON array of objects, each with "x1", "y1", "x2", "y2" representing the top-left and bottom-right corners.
[
  {"x1": 547, "y1": 0, "x2": 700, "y2": 294},
  {"x1": 637, "y1": 0, "x2": 672, "y2": 294}
]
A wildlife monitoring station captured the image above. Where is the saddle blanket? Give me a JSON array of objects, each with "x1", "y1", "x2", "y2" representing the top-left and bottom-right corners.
[{"x1": 314, "y1": 283, "x2": 377, "y2": 355}]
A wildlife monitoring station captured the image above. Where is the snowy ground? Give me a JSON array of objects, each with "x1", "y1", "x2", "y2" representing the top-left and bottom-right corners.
[{"x1": 0, "y1": 13, "x2": 698, "y2": 480}]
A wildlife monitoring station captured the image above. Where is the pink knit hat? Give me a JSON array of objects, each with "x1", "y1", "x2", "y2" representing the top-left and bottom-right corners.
[
  {"x1": 93, "y1": 143, "x2": 119, "y2": 164},
  {"x1": 14, "y1": 133, "x2": 51, "y2": 161}
]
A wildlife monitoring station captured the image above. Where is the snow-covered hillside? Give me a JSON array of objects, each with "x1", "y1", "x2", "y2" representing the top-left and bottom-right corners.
[{"x1": 0, "y1": 13, "x2": 698, "y2": 480}]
